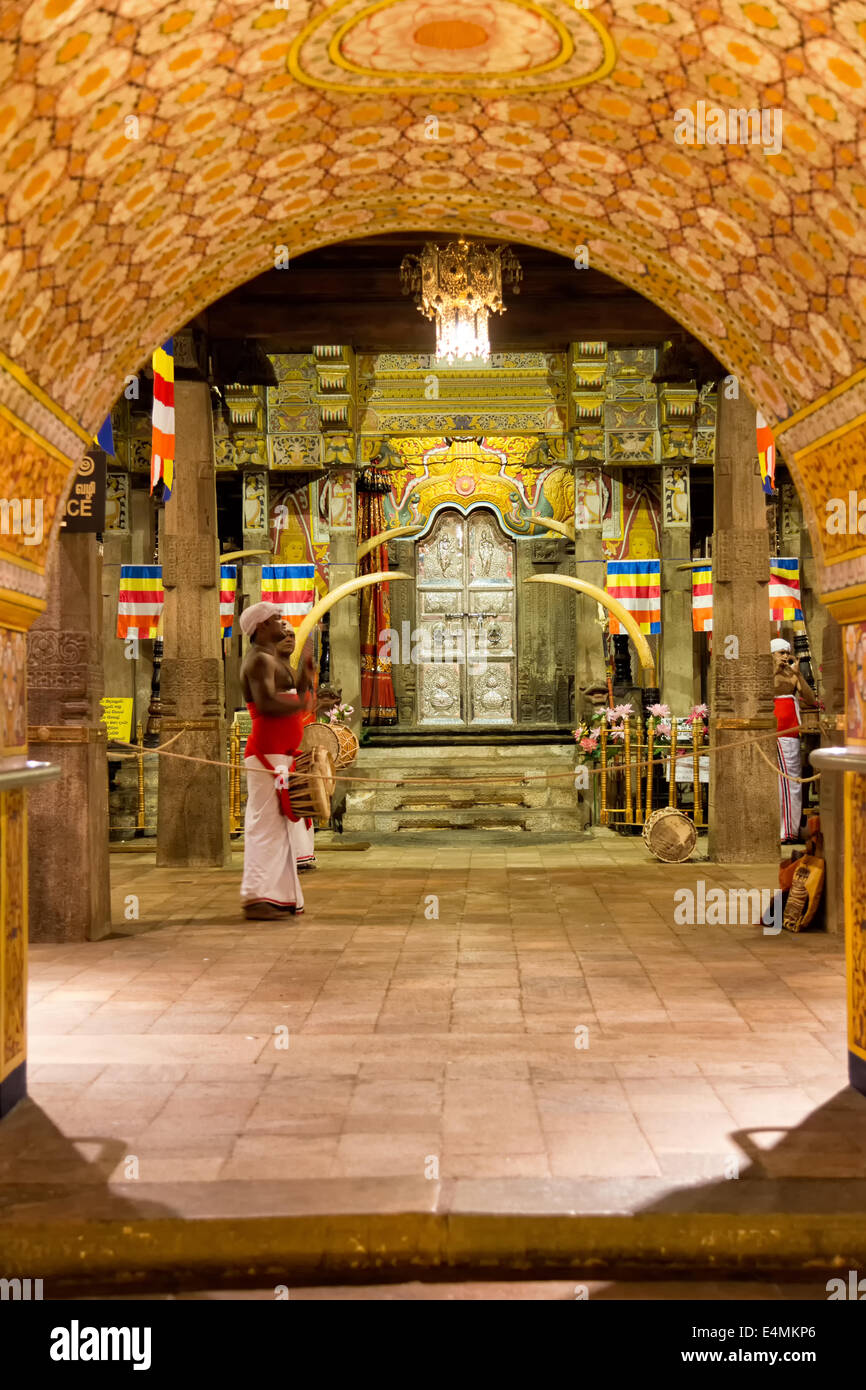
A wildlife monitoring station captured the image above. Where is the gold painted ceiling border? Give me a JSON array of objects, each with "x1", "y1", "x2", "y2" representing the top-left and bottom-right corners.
[
  {"x1": 774, "y1": 366, "x2": 866, "y2": 438},
  {"x1": 0, "y1": 586, "x2": 46, "y2": 632},
  {"x1": 0, "y1": 350, "x2": 90, "y2": 448}
]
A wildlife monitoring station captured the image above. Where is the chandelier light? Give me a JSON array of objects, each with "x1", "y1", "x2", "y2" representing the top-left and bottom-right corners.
[{"x1": 400, "y1": 239, "x2": 522, "y2": 363}]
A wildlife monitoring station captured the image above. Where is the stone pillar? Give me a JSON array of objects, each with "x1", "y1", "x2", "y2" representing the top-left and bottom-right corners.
[
  {"x1": 707, "y1": 392, "x2": 779, "y2": 862},
  {"x1": 27, "y1": 533, "x2": 112, "y2": 941},
  {"x1": 328, "y1": 531, "x2": 362, "y2": 740},
  {"x1": 574, "y1": 468, "x2": 607, "y2": 713},
  {"x1": 156, "y1": 377, "x2": 230, "y2": 867},
  {"x1": 659, "y1": 480, "x2": 695, "y2": 713}
]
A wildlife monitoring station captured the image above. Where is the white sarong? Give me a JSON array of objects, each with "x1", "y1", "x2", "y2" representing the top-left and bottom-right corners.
[
  {"x1": 291, "y1": 817, "x2": 316, "y2": 869},
  {"x1": 777, "y1": 737, "x2": 802, "y2": 841},
  {"x1": 241, "y1": 755, "x2": 304, "y2": 912}
]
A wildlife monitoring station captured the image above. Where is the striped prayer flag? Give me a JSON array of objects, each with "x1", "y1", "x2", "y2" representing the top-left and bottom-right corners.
[
  {"x1": 606, "y1": 559, "x2": 661, "y2": 635},
  {"x1": 261, "y1": 564, "x2": 316, "y2": 626},
  {"x1": 769, "y1": 557, "x2": 803, "y2": 622},
  {"x1": 117, "y1": 565, "x2": 164, "y2": 640},
  {"x1": 220, "y1": 564, "x2": 237, "y2": 638},
  {"x1": 691, "y1": 564, "x2": 713, "y2": 632},
  {"x1": 757, "y1": 410, "x2": 776, "y2": 496},
  {"x1": 150, "y1": 338, "x2": 175, "y2": 501}
]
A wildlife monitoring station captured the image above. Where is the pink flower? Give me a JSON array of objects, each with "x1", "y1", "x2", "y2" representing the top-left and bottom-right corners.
[
  {"x1": 649, "y1": 702, "x2": 670, "y2": 718},
  {"x1": 613, "y1": 702, "x2": 633, "y2": 719},
  {"x1": 656, "y1": 720, "x2": 672, "y2": 738},
  {"x1": 580, "y1": 735, "x2": 598, "y2": 753},
  {"x1": 690, "y1": 703, "x2": 708, "y2": 719}
]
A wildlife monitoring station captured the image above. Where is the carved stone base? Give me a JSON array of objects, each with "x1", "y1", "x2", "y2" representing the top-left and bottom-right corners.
[{"x1": 27, "y1": 734, "x2": 112, "y2": 941}]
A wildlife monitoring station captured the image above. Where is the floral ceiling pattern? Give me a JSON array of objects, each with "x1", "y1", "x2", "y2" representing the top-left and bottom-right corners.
[{"x1": 2, "y1": 0, "x2": 866, "y2": 434}]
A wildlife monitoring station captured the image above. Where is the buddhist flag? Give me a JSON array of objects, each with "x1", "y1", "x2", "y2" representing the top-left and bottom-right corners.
[
  {"x1": 117, "y1": 565, "x2": 164, "y2": 640},
  {"x1": 757, "y1": 409, "x2": 776, "y2": 495},
  {"x1": 691, "y1": 563, "x2": 713, "y2": 632},
  {"x1": 261, "y1": 564, "x2": 316, "y2": 626},
  {"x1": 606, "y1": 559, "x2": 661, "y2": 635},
  {"x1": 96, "y1": 415, "x2": 114, "y2": 456},
  {"x1": 220, "y1": 564, "x2": 237, "y2": 638},
  {"x1": 150, "y1": 338, "x2": 175, "y2": 501},
  {"x1": 769, "y1": 557, "x2": 803, "y2": 623}
]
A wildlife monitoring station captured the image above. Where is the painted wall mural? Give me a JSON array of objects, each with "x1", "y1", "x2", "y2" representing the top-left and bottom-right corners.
[
  {"x1": 0, "y1": 630, "x2": 27, "y2": 758},
  {"x1": 269, "y1": 482, "x2": 329, "y2": 598}
]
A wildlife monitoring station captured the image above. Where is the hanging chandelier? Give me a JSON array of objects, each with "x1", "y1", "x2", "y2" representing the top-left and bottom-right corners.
[{"x1": 400, "y1": 239, "x2": 522, "y2": 363}]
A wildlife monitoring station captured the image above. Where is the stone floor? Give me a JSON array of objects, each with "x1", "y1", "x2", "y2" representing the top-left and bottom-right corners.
[{"x1": 3, "y1": 830, "x2": 862, "y2": 1242}]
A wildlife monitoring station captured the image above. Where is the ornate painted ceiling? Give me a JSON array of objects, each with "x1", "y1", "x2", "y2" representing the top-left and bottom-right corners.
[{"x1": 1, "y1": 0, "x2": 866, "y2": 439}]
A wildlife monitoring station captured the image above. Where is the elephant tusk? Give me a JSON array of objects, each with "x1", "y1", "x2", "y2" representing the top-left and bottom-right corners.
[
  {"x1": 524, "y1": 573, "x2": 656, "y2": 680},
  {"x1": 356, "y1": 526, "x2": 423, "y2": 562},
  {"x1": 527, "y1": 515, "x2": 576, "y2": 541},
  {"x1": 219, "y1": 549, "x2": 272, "y2": 563},
  {"x1": 288, "y1": 570, "x2": 413, "y2": 670}
]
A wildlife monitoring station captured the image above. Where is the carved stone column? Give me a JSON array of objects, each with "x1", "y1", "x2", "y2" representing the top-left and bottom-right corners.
[
  {"x1": 156, "y1": 376, "x2": 230, "y2": 867},
  {"x1": 27, "y1": 534, "x2": 111, "y2": 941},
  {"x1": 660, "y1": 466, "x2": 695, "y2": 712},
  {"x1": 707, "y1": 393, "x2": 779, "y2": 862}
]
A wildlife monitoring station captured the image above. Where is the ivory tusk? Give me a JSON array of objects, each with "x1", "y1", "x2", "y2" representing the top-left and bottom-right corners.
[
  {"x1": 288, "y1": 570, "x2": 412, "y2": 669},
  {"x1": 356, "y1": 526, "x2": 423, "y2": 562},
  {"x1": 524, "y1": 573, "x2": 656, "y2": 680},
  {"x1": 527, "y1": 514, "x2": 576, "y2": 541},
  {"x1": 219, "y1": 549, "x2": 272, "y2": 563}
]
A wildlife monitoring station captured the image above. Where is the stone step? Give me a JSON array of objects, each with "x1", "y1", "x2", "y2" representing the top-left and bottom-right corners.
[
  {"x1": 343, "y1": 741, "x2": 586, "y2": 834},
  {"x1": 345, "y1": 805, "x2": 586, "y2": 833}
]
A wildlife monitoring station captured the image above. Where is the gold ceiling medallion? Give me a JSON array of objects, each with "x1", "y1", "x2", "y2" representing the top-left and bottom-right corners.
[
  {"x1": 400, "y1": 239, "x2": 522, "y2": 364},
  {"x1": 288, "y1": 0, "x2": 616, "y2": 96}
]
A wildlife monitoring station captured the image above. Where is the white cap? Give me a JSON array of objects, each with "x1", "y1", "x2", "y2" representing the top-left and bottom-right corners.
[
  {"x1": 770, "y1": 638, "x2": 792, "y2": 653},
  {"x1": 239, "y1": 601, "x2": 282, "y2": 637}
]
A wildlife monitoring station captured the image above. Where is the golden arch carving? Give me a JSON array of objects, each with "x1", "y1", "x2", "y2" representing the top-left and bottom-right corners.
[
  {"x1": 524, "y1": 573, "x2": 656, "y2": 683},
  {"x1": 288, "y1": 570, "x2": 412, "y2": 670}
]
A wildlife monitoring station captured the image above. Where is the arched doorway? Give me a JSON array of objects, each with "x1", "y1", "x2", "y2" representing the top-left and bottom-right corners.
[{"x1": 3, "y1": 3, "x2": 866, "y2": 1110}]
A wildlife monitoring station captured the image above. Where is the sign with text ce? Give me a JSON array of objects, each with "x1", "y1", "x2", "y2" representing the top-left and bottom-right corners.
[{"x1": 61, "y1": 450, "x2": 106, "y2": 532}]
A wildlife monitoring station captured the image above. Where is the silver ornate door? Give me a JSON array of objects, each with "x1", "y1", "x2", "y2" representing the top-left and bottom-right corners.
[{"x1": 416, "y1": 509, "x2": 515, "y2": 726}]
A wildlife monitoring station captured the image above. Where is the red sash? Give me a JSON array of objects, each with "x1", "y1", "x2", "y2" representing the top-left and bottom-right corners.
[{"x1": 253, "y1": 750, "x2": 312, "y2": 829}]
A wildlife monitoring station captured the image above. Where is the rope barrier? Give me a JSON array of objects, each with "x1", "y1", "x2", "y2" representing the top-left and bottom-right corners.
[
  {"x1": 108, "y1": 723, "x2": 823, "y2": 789},
  {"x1": 754, "y1": 738, "x2": 822, "y2": 785},
  {"x1": 107, "y1": 729, "x2": 186, "y2": 761}
]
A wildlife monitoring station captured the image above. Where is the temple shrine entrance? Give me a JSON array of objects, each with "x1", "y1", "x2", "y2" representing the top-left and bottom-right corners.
[{"x1": 416, "y1": 508, "x2": 516, "y2": 728}]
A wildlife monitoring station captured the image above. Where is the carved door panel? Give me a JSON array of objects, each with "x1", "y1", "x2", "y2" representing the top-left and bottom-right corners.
[{"x1": 416, "y1": 509, "x2": 515, "y2": 726}]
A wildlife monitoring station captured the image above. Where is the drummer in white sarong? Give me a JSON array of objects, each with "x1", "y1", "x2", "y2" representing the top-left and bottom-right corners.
[{"x1": 238, "y1": 602, "x2": 315, "y2": 920}]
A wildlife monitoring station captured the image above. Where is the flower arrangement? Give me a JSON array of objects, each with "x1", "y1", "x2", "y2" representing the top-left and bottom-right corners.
[
  {"x1": 651, "y1": 704, "x2": 708, "y2": 745},
  {"x1": 320, "y1": 701, "x2": 354, "y2": 726},
  {"x1": 574, "y1": 702, "x2": 709, "y2": 754}
]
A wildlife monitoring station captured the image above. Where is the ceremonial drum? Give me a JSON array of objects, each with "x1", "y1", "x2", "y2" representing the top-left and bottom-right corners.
[
  {"x1": 301, "y1": 721, "x2": 359, "y2": 769},
  {"x1": 642, "y1": 807, "x2": 697, "y2": 863},
  {"x1": 289, "y1": 748, "x2": 335, "y2": 821}
]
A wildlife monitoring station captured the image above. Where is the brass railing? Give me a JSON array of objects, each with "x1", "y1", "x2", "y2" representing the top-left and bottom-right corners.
[{"x1": 598, "y1": 715, "x2": 707, "y2": 830}]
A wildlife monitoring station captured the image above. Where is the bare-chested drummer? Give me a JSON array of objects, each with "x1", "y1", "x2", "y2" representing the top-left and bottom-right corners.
[{"x1": 238, "y1": 601, "x2": 314, "y2": 920}]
